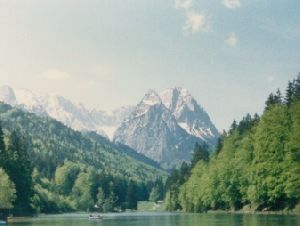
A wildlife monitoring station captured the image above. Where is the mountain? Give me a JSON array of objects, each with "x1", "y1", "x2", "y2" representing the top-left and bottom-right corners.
[
  {"x1": 0, "y1": 85, "x2": 219, "y2": 168},
  {"x1": 114, "y1": 89, "x2": 218, "y2": 168},
  {"x1": 0, "y1": 102, "x2": 167, "y2": 181},
  {"x1": 160, "y1": 87, "x2": 219, "y2": 145},
  {"x1": 0, "y1": 86, "x2": 133, "y2": 139}
]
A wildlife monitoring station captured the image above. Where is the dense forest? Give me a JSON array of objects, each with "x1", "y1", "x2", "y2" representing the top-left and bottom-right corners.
[
  {"x1": 165, "y1": 75, "x2": 300, "y2": 213},
  {"x1": 0, "y1": 105, "x2": 167, "y2": 215},
  {"x1": 1, "y1": 75, "x2": 299, "y2": 216}
]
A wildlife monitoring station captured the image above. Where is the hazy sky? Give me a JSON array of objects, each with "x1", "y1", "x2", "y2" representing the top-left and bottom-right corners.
[{"x1": 0, "y1": 0, "x2": 299, "y2": 130}]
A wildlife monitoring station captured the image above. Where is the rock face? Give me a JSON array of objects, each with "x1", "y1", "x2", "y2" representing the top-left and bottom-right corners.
[
  {"x1": 0, "y1": 86, "x2": 133, "y2": 139},
  {"x1": 114, "y1": 89, "x2": 219, "y2": 168},
  {"x1": 160, "y1": 87, "x2": 219, "y2": 146},
  {"x1": 0, "y1": 85, "x2": 219, "y2": 168},
  {"x1": 0, "y1": 86, "x2": 17, "y2": 105}
]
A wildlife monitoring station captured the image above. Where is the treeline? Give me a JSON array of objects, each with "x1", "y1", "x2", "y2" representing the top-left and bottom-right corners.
[
  {"x1": 33, "y1": 161, "x2": 164, "y2": 213},
  {"x1": 0, "y1": 127, "x2": 165, "y2": 215},
  {"x1": 0, "y1": 130, "x2": 33, "y2": 215},
  {"x1": 166, "y1": 74, "x2": 300, "y2": 212},
  {"x1": 0, "y1": 104, "x2": 167, "y2": 215},
  {"x1": 0, "y1": 102, "x2": 167, "y2": 182}
]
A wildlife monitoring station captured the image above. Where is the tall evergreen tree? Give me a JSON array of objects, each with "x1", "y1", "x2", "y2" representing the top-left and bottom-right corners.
[
  {"x1": 285, "y1": 81, "x2": 295, "y2": 106},
  {"x1": 294, "y1": 74, "x2": 300, "y2": 101},
  {"x1": 6, "y1": 130, "x2": 34, "y2": 215},
  {"x1": 215, "y1": 135, "x2": 224, "y2": 155},
  {"x1": 0, "y1": 168, "x2": 16, "y2": 209},
  {"x1": 191, "y1": 143, "x2": 209, "y2": 167},
  {"x1": 265, "y1": 91, "x2": 283, "y2": 111},
  {"x1": 274, "y1": 89, "x2": 283, "y2": 105},
  {"x1": 0, "y1": 120, "x2": 7, "y2": 167},
  {"x1": 126, "y1": 180, "x2": 137, "y2": 210}
]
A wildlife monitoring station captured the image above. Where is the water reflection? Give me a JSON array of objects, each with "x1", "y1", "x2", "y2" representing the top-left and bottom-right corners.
[{"x1": 8, "y1": 212, "x2": 300, "y2": 226}]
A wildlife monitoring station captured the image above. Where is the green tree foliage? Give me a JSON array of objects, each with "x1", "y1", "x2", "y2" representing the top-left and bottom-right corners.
[
  {"x1": 284, "y1": 101, "x2": 300, "y2": 205},
  {"x1": 0, "y1": 102, "x2": 167, "y2": 182},
  {"x1": 166, "y1": 74, "x2": 300, "y2": 212},
  {"x1": 72, "y1": 170, "x2": 94, "y2": 211},
  {"x1": 0, "y1": 168, "x2": 16, "y2": 209},
  {"x1": 5, "y1": 131, "x2": 34, "y2": 215},
  {"x1": 248, "y1": 105, "x2": 289, "y2": 209},
  {"x1": 0, "y1": 102, "x2": 168, "y2": 214},
  {"x1": 32, "y1": 160, "x2": 157, "y2": 213},
  {"x1": 285, "y1": 81, "x2": 295, "y2": 106},
  {"x1": 165, "y1": 144, "x2": 210, "y2": 211},
  {"x1": 0, "y1": 121, "x2": 6, "y2": 167},
  {"x1": 96, "y1": 187, "x2": 106, "y2": 210},
  {"x1": 265, "y1": 91, "x2": 282, "y2": 111},
  {"x1": 285, "y1": 74, "x2": 300, "y2": 106},
  {"x1": 191, "y1": 143, "x2": 210, "y2": 167},
  {"x1": 55, "y1": 161, "x2": 81, "y2": 195},
  {"x1": 126, "y1": 180, "x2": 137, "y2": 210},
  {"x1": 149, "y1": 178, "x2": 164, "y2": 202}
]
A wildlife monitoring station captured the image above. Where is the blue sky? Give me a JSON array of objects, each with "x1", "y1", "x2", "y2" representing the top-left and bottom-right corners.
[{"x1": 0, "y1": 0, "x2": 299, "y2": 130}]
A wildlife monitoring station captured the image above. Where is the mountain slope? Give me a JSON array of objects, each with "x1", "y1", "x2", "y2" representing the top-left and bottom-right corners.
[
  {"x1": 0, "y1": 86, "x2": 133, "y2": 139},
  {"x1": 82, "y1": 130, "x2": 162, "y2": 169},
  {"x1": 0, "y1": 102, "x2": 167, "y2": 181},
  {"x1": 160, "y1": 87, "x2": 219, "y2": 145},
  {"x1": 114, "y1": 90, "x2": 206, "y2": 168}
]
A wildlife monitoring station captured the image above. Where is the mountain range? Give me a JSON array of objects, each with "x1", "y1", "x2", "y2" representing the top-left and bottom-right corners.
[
  {"x1": 114, "y1": 88, "x2": 219, "y2": 168},
  {"x1": 0, "y1": 102, "x2": 167, "y2": 181},
  {"x1": 0, "y1": 85, "x2": 133, "y2": 139},
  {"x1": 0, "y1": 85, "x2": 219, "y2": 168}
]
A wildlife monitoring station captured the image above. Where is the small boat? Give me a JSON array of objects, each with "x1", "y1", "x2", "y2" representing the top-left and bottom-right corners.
[
  {"x1": 0, "y1": 220, "x2": 6, "y2": 225},
  {"x1": 89, "y1": 214, "x2": 102, "y2": 220}
]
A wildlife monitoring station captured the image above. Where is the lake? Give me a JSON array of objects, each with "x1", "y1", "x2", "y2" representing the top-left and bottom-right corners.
[{"x1": 8, "y1": 212, "x2": 300, "y2": 226}]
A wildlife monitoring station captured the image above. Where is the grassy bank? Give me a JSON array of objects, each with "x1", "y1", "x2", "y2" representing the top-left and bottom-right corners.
[{"x1": 137, "y1": 201, "x2": 166, "y2": 212}]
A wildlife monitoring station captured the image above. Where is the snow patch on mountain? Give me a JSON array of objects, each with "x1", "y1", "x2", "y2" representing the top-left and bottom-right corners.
[
  {"x1": 0, "y1": 85, "x2": 219, "y2": 168},
  {"x1": 114, "y1": 87, "x2": 219, "y2": 168},
  {"x1": 160, "y1": 87, "x2": 219, "y2": 141},
  {"x1": 0, "y1": 85, "x2": 133, "y2": 139}
]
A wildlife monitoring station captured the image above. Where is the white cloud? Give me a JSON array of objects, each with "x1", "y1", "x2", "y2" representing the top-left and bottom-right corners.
[
  {"x1": 183, "y1": 11, "x2": 210, "y2": 34},
  {"x1": 40, "y1": 69, "x2": 72, "y2": 81},
  {"x1": 174, "y1": 0, "x2": 210, "y2": 35},
  {"x1": 175, "y1": 0, "x2": 193, "y2": 9},
  {"x1": 225, "y1": 32, "x2": 238, "y2": 47},
  {"x1": 222, "y1": 0, "x2": 241, "y2": 9}
]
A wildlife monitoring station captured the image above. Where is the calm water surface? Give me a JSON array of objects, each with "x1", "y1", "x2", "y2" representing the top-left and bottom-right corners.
[{"x1": 8, "y1": 212, "x2": 300, "y2": 226}]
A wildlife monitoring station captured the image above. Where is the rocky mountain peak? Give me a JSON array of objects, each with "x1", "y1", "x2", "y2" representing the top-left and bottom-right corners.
[
  {"x1": 114, "y1": 87, "x2": 219, "y2": 168},
  {"x1": 140, "y1": 89, "x2": 162, "y2": 107},
  {"x1": 0, "y1": 85, "x2": 17, "y2": 104},
  {"x1": 160, "y1": 87, "x2": 195, "y2": 113}
]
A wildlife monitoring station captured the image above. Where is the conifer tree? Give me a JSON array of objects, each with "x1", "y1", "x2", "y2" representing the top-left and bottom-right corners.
[
  {"x1": 0, "y1": 120, "x2": 6, "y2": 167},
  {"x1": 285, "y1": 81, "x2": 295, "y2": 106},
  {"x1": 265, "y1": 91, "x2": 283, "y2": 111},
  {"x1": 0, "y1": 168, "x2": 16, "y2": 209},
  {"x1": 294, "y1": 74, "x2": 300, "y2": 101},
  {"x1": 191, "y1": 143, "x2": 209, "y2": 167},
  {"x1": 6, "y1": 130, "x2": 34, "y2": 215},
  {"x1": 126, "y1": 180, "x2": 137, "y2": 210},
  {"x1": 274, "y1": 89, "x2": 283, "y2": 104},
  {"x1": 230, "y1": 120, "x2": 237, "y2": 133}
]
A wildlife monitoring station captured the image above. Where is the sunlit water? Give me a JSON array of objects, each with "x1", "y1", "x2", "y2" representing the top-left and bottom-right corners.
[{"x1": 8, "y1": 212, "x2": 300, "y2": 226}]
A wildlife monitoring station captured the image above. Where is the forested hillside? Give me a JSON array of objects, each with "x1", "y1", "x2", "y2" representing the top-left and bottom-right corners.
[
  {"x1": 166, "y1": 75, "x2": 300, "y2": 213},
  {"x1": 0, "y1": 103, "x2": 167, "y2": 215}
]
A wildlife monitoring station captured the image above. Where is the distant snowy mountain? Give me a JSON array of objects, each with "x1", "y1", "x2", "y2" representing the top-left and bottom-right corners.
[
  {"x1": 0, "y1": 85, "x2": 219, "y2": 168},
  {"x1": 0, "y1": 85, "x2": 133, "y2": 139},
  {"x1": 114, "y1": 88, "x2": 219, "y2": 168},
  {"x1": 160, "y1": 87, "x2": 219, "y2": 145}
]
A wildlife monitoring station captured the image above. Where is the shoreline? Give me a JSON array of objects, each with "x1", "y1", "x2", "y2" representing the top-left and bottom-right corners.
[
  {"x1": 7, "y1": 208, "x2": 300, "y2": 221},
  {"x1": 206, "y1": 209, "x2": 300, "y2": 216}
]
